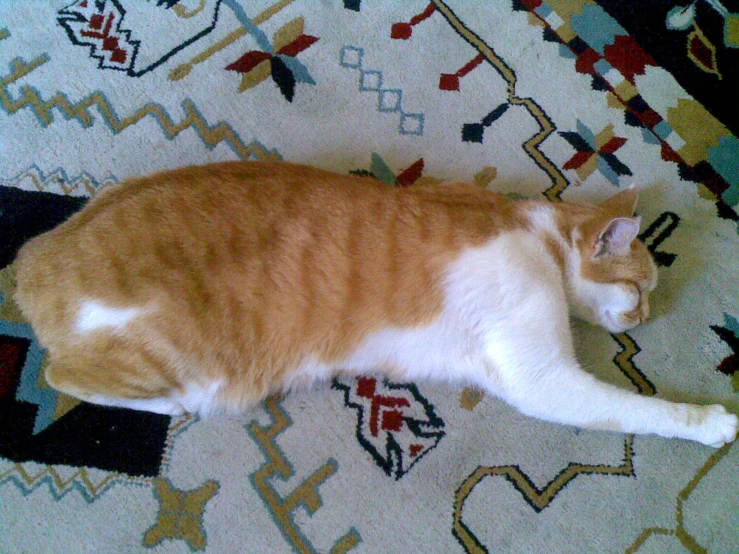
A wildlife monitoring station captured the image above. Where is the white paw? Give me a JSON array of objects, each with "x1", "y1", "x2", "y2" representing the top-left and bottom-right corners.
[{"x1": 694, "y1": 405, "x2": 738, "y2": 448}]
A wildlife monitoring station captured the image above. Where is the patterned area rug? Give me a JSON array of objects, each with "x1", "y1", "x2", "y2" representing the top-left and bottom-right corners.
[{"x1": 1, "y1": 1, "x2": 739, "y2": 552}]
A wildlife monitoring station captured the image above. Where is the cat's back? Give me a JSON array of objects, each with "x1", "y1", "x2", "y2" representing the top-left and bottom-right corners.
[
  {"x1": 16, "y1": 160, "x2": 512, "y2": 292},
  {"x1": 15, "y1": 161, "x2": 382, "y2": 286},
  {"x1": 12, "y1": 162, "x2": 367, "y2": 321},
  {"x1": 14, "y1": 161, "x2": 518, "y2": 372}
]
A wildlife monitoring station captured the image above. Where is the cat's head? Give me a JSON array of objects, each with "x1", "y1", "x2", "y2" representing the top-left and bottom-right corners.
[{"x1": 567, "y1": 187, "x2": 658, "y2": 334}]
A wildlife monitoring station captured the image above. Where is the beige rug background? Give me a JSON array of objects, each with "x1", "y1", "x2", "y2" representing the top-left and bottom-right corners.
[{"x1": 1, "y1": 1, "x2": 738, "y2": 552}]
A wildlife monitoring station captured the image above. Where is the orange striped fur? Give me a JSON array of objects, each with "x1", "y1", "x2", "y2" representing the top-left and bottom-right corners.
[{"x1": 14, "y1": 161, "x2": 649, "y2": 411}]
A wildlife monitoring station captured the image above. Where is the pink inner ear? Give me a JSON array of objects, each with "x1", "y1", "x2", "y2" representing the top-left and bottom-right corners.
[{"x1": 596, "y1": 217, "x2": 641, "y2": 257}]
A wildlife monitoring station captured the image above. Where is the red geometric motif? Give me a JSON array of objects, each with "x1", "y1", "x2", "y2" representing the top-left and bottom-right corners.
[
  {"x1": 689, "y1": 33, "x2": 716, "y2": 72},
  {"x1": 660, "y1": 142, "x2": 682, "y2": 164},
  {"x1": 277, "y1": 35, "x2": 319, "y2": 57},
  {"x1": 563, "y1": 150, "x2": 594, "y2": 171},
  {"x1": 395, "y1": 159, "x2": 425, "y2": 187},
  {"x1": 560, "y1": 121, "x2": 632, "y2": 185},
  {"x1": 57, "y1": 0, "x2": 136, "y2": 72},
  {"x1": 227, "y1": 34, "x2": 319, "y2": 74},
  {"x1": 351, "y1": 154, "x2": 428, "y2": 187},
  {"x1": 635, "y1": 108, "x2": 662, "y2": 129},
  {"x1": 514, "y1": 0, "x2": 739, "y2": 230},
  {"x1": 357, "y1": 377, "x2": 411, "y2": 436},
  {"x1": 599, "y1": 136, "x2": 627, "y2": 154},
  {"x1": 333, "y1": 376, "x2": 445, "y2": 479},
  {"x1": 225, "y1": 27, "x2": 319, "y2": 102},
  {"x1": 603, "y1": 35, "x2": 656, "y2": 83},
  {"x1": 575, "y1": 48, "x2": 601, "y2": 75},
  {"x1": 81, "y1": 12, "x2": 129, "y2": 65},
  {"x1": 439, "y1": 54, "x2": 484, "y2": 91},
  {"x1": 391, "y1": 3, "x2": 436, "y2": 40},
  {"x1": 0, "y1": 336, "x2": 29, "y2": 400},
  {"x1": 226, "y1": 52, "x2": 272, "y2": 74},
  {"x1": 519, "y1": 0, "x2": 543, "y2": 9}
]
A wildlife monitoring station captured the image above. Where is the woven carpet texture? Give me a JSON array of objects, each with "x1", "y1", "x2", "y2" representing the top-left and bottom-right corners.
[{"x1": 1, "y1": 1, "x2": 739, "y2": 553}]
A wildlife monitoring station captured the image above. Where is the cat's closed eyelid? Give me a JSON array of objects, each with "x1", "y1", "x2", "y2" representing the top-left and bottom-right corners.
[{"x1": 622, "y1": 280, "x2": 641, "y2": 298}]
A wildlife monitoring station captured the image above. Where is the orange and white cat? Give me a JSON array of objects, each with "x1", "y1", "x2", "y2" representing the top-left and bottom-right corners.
[{"x1": 14, "y1": 161, "x2": 738, "y2": 447}]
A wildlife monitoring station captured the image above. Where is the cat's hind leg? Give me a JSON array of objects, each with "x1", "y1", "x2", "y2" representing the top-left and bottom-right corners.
[{"x1": 44, "y1": 345, "x2": 188, "y2": 417}]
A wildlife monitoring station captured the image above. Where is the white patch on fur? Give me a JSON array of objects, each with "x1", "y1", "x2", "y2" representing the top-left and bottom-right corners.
[
  {"x1": 88, "y1": 395, "x2": 185, "y2": 416},
  {"x1": 76, "y1": 300, "x2": 142, "y2": 333},
  {"x1": 283, "y1": 358, "x2": 334, "y2": 391},
  {"x1": 525, "y1": 203, "x2": 559, "y2": 233},
  {"x1": 340, "y1": 319, "x2": 488, "y2": 385},
  {"x1": 88, "y1": 380, "x2": 224, "y2": 416},
  {"x1": 178, "y1": 380, "x2": 224, "y2": 415}
]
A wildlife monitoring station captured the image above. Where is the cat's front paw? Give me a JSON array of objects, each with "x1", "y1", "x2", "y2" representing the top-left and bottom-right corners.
[{"x1": 694, "y1": 405, "x2": 738, "y2": 448}]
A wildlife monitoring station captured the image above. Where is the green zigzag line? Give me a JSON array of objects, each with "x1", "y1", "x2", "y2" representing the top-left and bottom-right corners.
[{"x1": 0, "y1": 52, "x2": 281, "y2": 161}]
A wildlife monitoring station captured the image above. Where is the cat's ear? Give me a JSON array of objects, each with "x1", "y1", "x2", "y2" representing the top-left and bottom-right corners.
[
  {"x1": 594, "y1": 217, "x2": 641, "y2": 258},
  {"x1": 600, "y1": 185, "x2": 638, "y2": 217}
]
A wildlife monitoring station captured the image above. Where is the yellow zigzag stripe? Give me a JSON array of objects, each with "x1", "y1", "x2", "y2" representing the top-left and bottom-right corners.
[
  {"x1": 613, "y1": 332, "x2": 656, "y2": 397},
  {"x1": 0, "y1": 463, "x2": 121, "y2": 496},
  {"x1": 431, "y1": 0, "x2": 569, "y2": 201},
  {"x1": 0, "y1": 415, "x2": 192, "y2": 501},
  {"x1": 0, "y1": 55, "x2": 280, "y2": 161},
  {"x1": 626, "y1": 441, "x2": 735, "y2": 553},
  {"x1": 249, "y1": 396, "x2": 361, "y2": 554},
  {"x1": 454, "y1": 333, "x2": 653, "y2": 552},
  {"x1": 0, "y1": 167, "x2": 114, "y2": 196}
]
